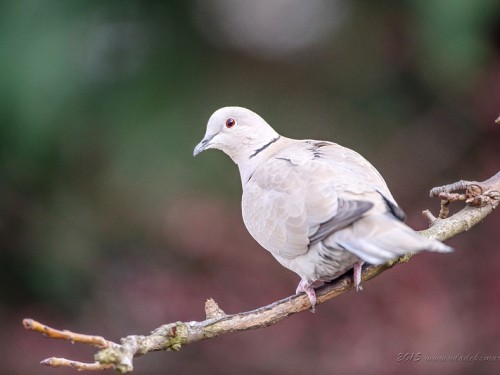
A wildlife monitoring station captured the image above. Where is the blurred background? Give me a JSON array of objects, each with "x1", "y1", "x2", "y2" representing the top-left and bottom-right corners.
[{"x1": 1, "y1": 0, "x2": 499, "y2": 374}]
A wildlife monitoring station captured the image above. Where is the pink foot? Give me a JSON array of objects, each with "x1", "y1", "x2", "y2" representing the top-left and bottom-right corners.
[
  {"x1": 296, "y1": 279, "x2": 317, "y2": 312},
  {"x1": 353, "y1": 261, "x2": 364, "y2": 291}
]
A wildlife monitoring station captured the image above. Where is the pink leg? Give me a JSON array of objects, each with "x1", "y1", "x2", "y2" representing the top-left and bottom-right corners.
[
  {"x1": 353, "y1": 261, "x2": 364, "y2": 291},
  {"x1": 296, "y1": 279, "x2": 317, "y2": 312}
]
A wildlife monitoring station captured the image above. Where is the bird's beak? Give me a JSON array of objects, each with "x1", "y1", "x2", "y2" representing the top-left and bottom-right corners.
[{"x1": 193, "y1": 134, "x2": 215, "y2": 156}]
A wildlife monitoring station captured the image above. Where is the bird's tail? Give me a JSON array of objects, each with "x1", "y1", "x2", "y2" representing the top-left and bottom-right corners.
[{"x1": 327, "y1": 214, "x2": 453, "y2": 265}]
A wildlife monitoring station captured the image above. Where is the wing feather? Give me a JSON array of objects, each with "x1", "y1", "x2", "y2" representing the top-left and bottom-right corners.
[{"x1": 309, "y1": 200, "x2": 373, "y2": 245}]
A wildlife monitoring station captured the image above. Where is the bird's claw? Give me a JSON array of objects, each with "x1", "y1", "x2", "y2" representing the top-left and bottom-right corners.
[
  {"x1": 296, "y1": 280, "x2": 317, "y2": 313},
  {"x1": 354, "y1": 261, "x2": 364, "y2": 291}
]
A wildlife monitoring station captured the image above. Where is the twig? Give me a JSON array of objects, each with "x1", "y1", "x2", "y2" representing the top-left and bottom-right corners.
[
  {"x1": 23, "y1": 172, "x2": 500, "y2": 373},
  {"x1": 41, "y1": 358, "x2": 115, "y2": 371},
  {"x1": 429, "y1": 177, "x2": 499, "y2": 219},
  {"x1": 22, "y1": 318, "x2": 111, "y2": 348},
  {"x1": 421, "y1": 209, "x2": 437, "y2": 225}
]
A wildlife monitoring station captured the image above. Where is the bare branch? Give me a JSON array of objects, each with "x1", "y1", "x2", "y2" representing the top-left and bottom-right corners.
[
  {"x1": 23, "y1": 173, "x2": 500, "y2": 373},
  {"x1": 424, "y1": 172, "x2": 500, "y2": 240},
  {"x1": 22, "y1": 318, "x2": 112, "y2": 349},
  {"x1": 41, "y1": 358, "x2": 114, "y2": 371}
]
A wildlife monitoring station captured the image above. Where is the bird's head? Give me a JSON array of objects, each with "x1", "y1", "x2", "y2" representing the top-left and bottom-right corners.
[{"x1": 193, "y1": 107, "x2": 280, "y2": 165}]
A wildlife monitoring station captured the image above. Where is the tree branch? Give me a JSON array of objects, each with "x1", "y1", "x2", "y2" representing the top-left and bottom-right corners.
[{"x1": 23, "y1": 172, "x2": 500, "y2": 373}]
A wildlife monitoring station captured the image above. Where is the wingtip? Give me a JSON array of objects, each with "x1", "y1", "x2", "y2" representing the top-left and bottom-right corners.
[{"x1": 432, "y1": 242, "x2": 454, "y2": 253}]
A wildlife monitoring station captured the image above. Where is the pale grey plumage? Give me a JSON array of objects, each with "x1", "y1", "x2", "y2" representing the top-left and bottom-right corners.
[{"x1": 194, "y1": 106, "x2": 452, "y2": 309}]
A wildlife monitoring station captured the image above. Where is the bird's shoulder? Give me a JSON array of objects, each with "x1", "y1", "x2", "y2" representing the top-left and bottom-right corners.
[{"x1": 248, "y1": 138, "x2": 388, "y2": 194}]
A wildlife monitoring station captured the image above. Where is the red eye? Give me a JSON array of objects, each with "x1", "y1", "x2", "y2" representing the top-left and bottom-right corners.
[{"x1": 225, "y1": 118, "x2": 236, "y2": 128}]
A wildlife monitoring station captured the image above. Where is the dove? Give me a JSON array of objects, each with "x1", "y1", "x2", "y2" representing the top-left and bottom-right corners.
[{"x1": 194, "y1": 106, "x2": 452, "y2": 311}]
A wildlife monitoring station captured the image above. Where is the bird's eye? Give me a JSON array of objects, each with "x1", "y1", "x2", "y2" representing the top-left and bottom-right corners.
[{"x1": 225, "y1": 118, "x2": 236, "y2": 128}]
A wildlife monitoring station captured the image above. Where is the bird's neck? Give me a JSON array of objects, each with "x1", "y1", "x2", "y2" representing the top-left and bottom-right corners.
[{"x1": 237, "y1": 135, "x2": 283, "y2": 185}]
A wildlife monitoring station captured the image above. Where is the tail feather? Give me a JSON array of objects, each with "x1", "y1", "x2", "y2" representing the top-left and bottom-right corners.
[{"x1": 327, "y1": 214, "x2": 453, "y2": 265}]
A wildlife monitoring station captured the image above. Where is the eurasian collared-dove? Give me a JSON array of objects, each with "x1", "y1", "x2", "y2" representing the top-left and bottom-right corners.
[{"x1": 194, "y1": 106, "x2": 452, "y2": 310}]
